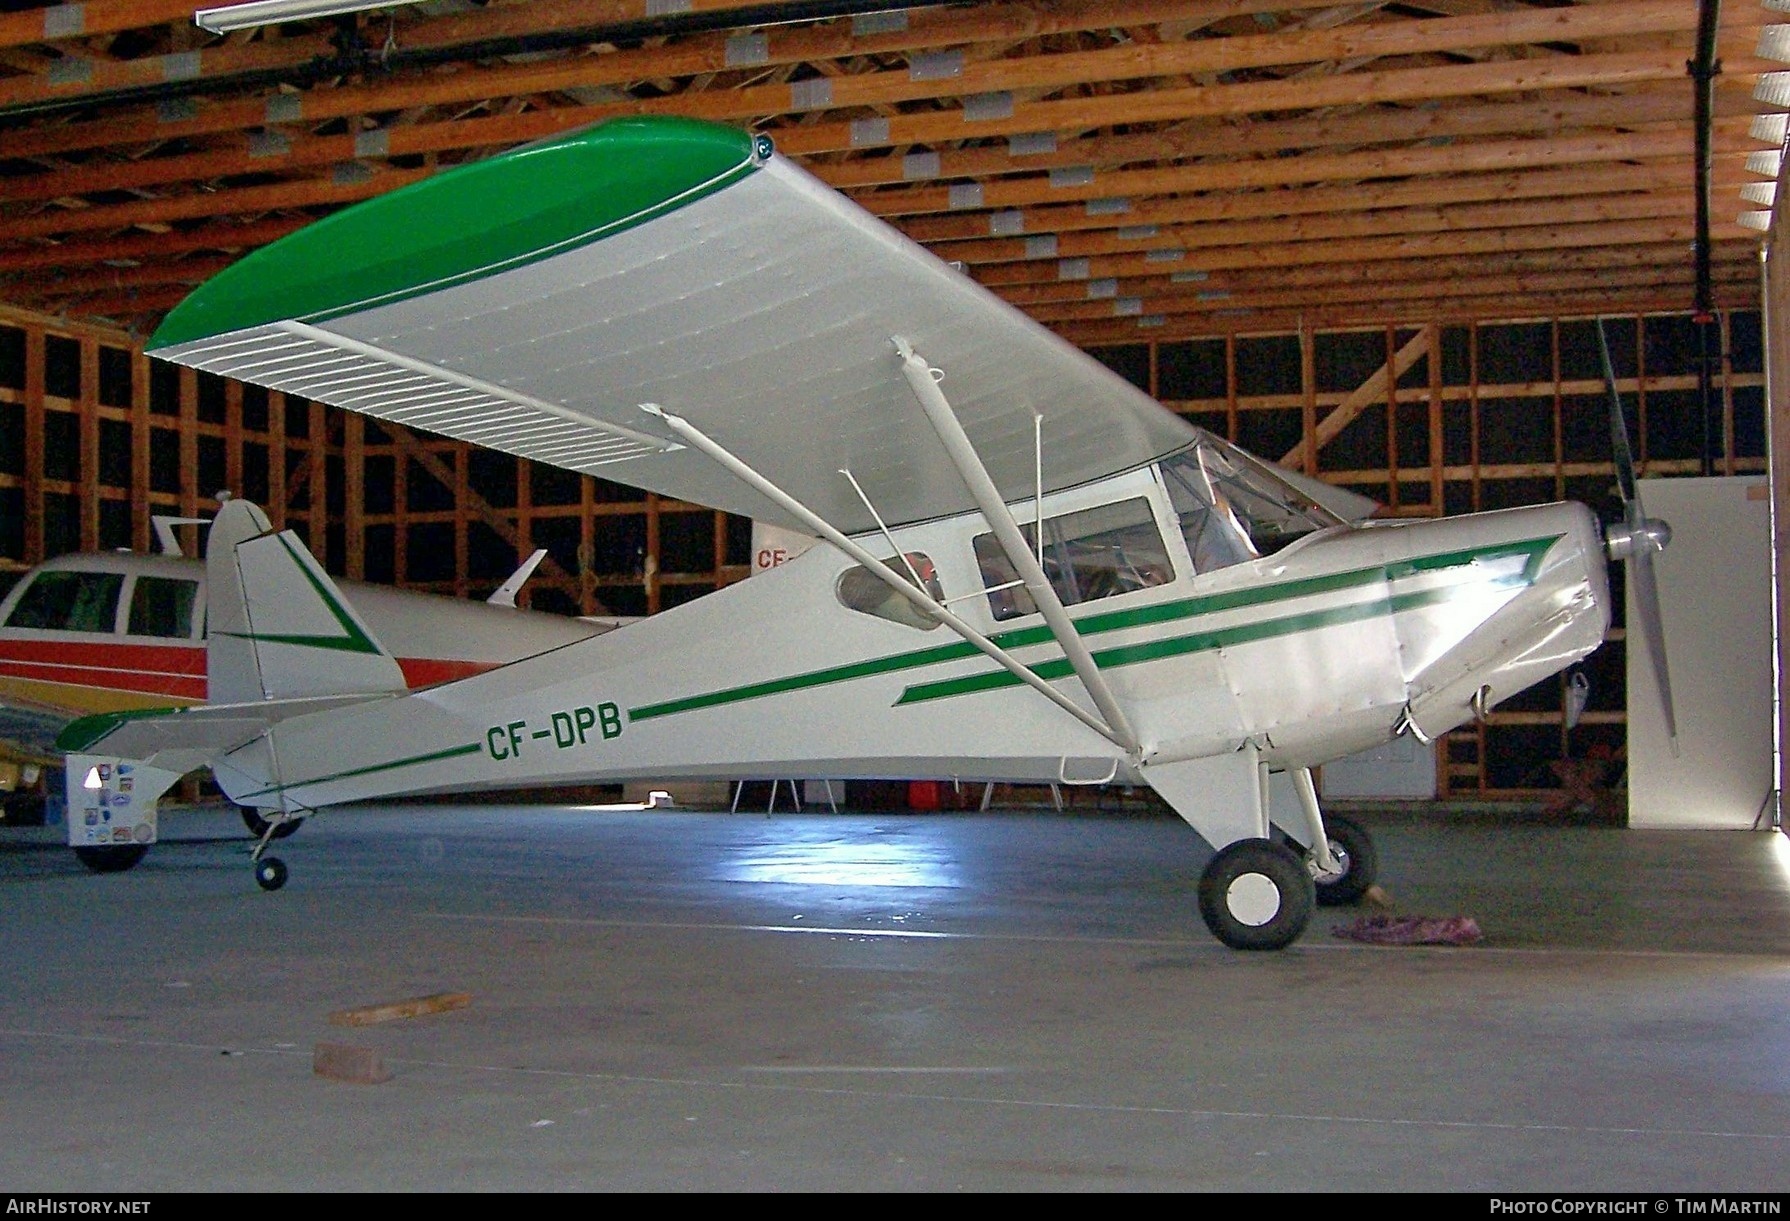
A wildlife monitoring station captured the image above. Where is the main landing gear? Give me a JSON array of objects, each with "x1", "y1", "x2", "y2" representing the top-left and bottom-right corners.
[
  {"x1": 74, "y1": 844, "x2": 148, "y2": 874},
  {"x1": 1307, "y1": 815, "x2": 1377, "y2": 907},
  {"x1": 240, "y1": 805, "x2": 300, "y2": 840},
  {"x1": 1198, "y1": 839, "x2": 1314, "y2": 951},
  {"x1": 1190, "y1": 767, "x2": 1381, "y2": 950}
]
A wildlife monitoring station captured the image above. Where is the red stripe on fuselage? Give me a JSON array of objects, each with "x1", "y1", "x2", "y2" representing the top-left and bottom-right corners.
[
  {"x1": 394, "y1": 657, "x2": 500, "y2": 688},
  {"x1": 0, "y1": 637, "x2": 498, "y2": 705}
]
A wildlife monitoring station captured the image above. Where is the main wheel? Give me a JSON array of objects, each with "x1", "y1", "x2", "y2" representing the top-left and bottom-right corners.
[
  {"x1": 1311, "y1": 816, "x2": 1378, "y2": 907},
  {"x1": 73, "y1": 844, "x2": 148, "y2": 874},
  {"x1": 254, "y1": 856, "x2": 288, "y2": 891},
  {"x1": 240, "y1": 806, "x2": 300, "y2": 840},
  {"x1": 1197, "y1": 838, "x2": 1314, "y2": 951}
]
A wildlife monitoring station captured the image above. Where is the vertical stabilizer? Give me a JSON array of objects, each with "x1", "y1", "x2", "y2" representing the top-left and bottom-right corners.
[{"x1": 205, "y1": 499, "x2": 407, "y2": 703}]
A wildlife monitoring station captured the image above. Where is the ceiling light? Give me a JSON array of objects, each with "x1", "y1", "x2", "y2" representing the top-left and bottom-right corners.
[
  {"x1": 194, "y1": 1, "x2": 408, "y2": 34},
  {"x1": 1760, "y1": 25, "x2": 1790, "y2": 62}
]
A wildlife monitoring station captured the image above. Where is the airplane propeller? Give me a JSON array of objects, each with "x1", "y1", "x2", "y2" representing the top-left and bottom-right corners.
[{"x1": 1595, "y1": 318, "x2": 1677, "y2": 746}]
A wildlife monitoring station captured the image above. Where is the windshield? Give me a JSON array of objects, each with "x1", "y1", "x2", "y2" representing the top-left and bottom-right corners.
[{"x1": 1160, "y1": 437, "x2": 1345, "y2": 573}]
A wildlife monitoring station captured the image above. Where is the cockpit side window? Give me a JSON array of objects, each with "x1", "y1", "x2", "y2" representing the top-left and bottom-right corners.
[
  {"x1": 5, "y1": 570, "x2": 124, "y2": 633},
  {"x1": 975, "y1": 497, "x2": 1173, "y2": 622},
  {"x1": 128, "y1": 576, "x2": 198, "y2": 639},
  {"x1": 836, "y1": 552, "x2": 944, "y2": 631}
]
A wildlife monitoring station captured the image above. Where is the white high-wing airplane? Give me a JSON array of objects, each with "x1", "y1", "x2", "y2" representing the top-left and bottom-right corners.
[{"x1": 55, "y1": 116, "x2": 1668, "y2": 950}]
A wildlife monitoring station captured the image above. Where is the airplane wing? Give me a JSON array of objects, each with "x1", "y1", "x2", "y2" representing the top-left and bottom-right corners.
[{"x1": 147, "y1": 116, "x2": 1196, "y2": 535}]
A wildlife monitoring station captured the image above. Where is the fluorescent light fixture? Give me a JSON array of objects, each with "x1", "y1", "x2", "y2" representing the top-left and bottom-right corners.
[
  {"x1": 1751, "y1": 113, "x2": 1790, "y2": 145},
  {"x1": 1742, "y1": 181, "x2": 1778, "y2": 206},
  {"x1": 195, "y1": 1, "x2": 408, "y2": 34},
  {"x1": 1761, "y1": 25, "x2": 1790, "y2": 62},
  {"x1": 1739, "y1": 210, "x2": 1774, "y2": 232},
  {"x1": 1755, "y1": 70, "x2": 1790, "y2": 107},
  {"x1": 1748, "y1": 149, "x2": 1784, "y2": 178}
]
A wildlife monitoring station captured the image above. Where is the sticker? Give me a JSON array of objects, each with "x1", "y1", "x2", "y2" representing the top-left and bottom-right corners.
[
  {"x1": 84, "y1": 811, "x2": 98, "y2": 826},
  {"x1": 118, "y1": 779, "x2": 133, "y2": 793},
  {"x1": 117, "y1": 764, "x2": 133, "y2": 776},
  {"x1": 132, "y1": 825, "x2": 153, "y2": 844},
  {"x1": 111, "y1": 828, "x2": 130, "y2": 843},
  {"x1": 98, "y1": 765, "x2": 111, "y2": 780}
]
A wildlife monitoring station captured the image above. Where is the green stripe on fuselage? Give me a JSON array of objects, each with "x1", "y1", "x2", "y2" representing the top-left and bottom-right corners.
[
  {"x1": 627, "y1": 533, "x2": 1560, "y2": 722},
  {"x1": 236, "y1": 741, "x2": 484, "y2": 801}
]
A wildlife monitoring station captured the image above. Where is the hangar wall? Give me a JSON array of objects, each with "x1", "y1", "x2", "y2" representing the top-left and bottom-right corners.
[{"x1": 0, "y1": 302, "x2": 1767, "y2": 801}]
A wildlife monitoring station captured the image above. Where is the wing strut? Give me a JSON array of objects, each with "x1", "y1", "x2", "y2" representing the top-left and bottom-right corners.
[
  {"x1": 638, "y1": 403, "x2": 1130, "y2": 750},
  {"x1": 892, "y1": 337, "x2": 1142, "y2": 756}
]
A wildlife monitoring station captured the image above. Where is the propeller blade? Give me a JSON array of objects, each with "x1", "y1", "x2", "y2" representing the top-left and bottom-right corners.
[
  {"x1": 1596, "y1": 316, "x2": 1677, "y2": 750},
  {"x1": 1626, "y1": 531, "x2": 1678, "y2": 747},
  {"x1": 1596, "y1": 317, "x2": 1638, "y2": 506}
]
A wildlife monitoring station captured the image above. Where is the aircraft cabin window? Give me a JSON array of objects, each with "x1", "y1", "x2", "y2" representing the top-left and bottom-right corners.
[
  {"x1": 1161, "y1": 439, "x2": 1345, "y2": 574},
  {"x1": 4, "y1": 570, "x2": 125, "y2": 633},
  {"x1": 975, "y1": 497, "x2": 1172, "y2": 622},
  {"x1": 836, "y1": 552, "x2": 944, "y2": 631},
  {"x1": 128, "y1": 576, "x2": 198, "y2": 639}
]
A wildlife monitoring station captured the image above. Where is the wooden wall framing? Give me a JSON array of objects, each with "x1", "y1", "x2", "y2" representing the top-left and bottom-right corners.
[
  {"x1": 0, "y1": 305, "x2": 751, "y2": 617},
  {"x1": 0, "y1": 301, "x2": 1767, "y2": 802}
]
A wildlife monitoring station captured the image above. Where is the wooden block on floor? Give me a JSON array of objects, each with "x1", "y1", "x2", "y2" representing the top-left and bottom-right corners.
[
  {"x1": 327, "y1": 991, "x2": 472, "y2": 1027},
  {"x1": 313, "y1": 1042, "x2": 392, "y2": 1085}
]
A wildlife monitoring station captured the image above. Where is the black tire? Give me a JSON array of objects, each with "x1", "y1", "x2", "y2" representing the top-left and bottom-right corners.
[
  {"x1": 1197, "y1": 838, "x2": 1314, "y2": 951},
  {"x1": 73, "y1": 844, "x2": 148, "y2": 874},
  {"x1": 241, "y1": 806, "x2": 300, "y2": 840},
  {"x1": 1312, "y1": 816, "x2": 1378, "y2": 907},
  {"x1": 254, "y1": 856, "x2": 288, "y2": 891}
]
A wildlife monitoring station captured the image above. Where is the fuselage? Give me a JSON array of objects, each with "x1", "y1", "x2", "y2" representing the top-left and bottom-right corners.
[{"x1": 214, "y1": 449, "x2": 1611, "y2": 815}]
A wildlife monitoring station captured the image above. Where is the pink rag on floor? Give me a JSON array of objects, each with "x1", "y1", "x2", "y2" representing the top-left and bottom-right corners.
[{"x1": 1332, "y1": 915, "x2": 1483, "y2": 946}]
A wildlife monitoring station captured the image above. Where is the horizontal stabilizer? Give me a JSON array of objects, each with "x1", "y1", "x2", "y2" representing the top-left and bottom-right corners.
[{"x1": 56, "y1": 693, "x2": 388, "y2": 775}]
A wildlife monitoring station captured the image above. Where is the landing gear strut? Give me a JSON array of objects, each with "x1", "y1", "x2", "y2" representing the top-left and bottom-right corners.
[{"x1": 245, "y1": 805, "x2": 300, "y2": 891}]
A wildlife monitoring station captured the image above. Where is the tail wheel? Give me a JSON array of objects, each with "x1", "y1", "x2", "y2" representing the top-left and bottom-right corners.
[
  {"x1": 241, "y1": 806, "x2": 300, "y2": 840},
  {"x1": 1197, "y1": 838, "x2": 1314, "y2": 951},
  {"x1": 254, "y1": 856, "x2": 288, "y2": 891},
  {"x1": 1312, "y1": 816, "x2": 1378, "y2": 907},
  {"x1": 73, "y1": 844, "x2": 148, "y2": 874}
]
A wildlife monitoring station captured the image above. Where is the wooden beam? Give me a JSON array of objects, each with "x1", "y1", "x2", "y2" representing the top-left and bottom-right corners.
[
  {"x1": 1, "y1": 167, "x2": 429, "y2": 241},
  {"x1": 0, "y1": 0, "x2": 1296, "y2": 159},
  {"x1": 903, "y1": 159, "x2": 1709, "y2": 250},
  {"x1": 812, "y1": 85, "x2": 1764, "y2": 190},
  {"x1": 853, "y1": 127, "x2": 1740, "y2": 219},
  {"x1": 1284, "y1": 327, "x2": 1432, "y2": 470}
]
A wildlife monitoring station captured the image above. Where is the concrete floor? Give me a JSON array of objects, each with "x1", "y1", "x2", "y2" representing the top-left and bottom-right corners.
[{"x1": 4, "y1": 800, "x2": 1790, "y2": 1192}]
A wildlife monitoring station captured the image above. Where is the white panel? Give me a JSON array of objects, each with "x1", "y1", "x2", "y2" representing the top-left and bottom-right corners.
[
  {"x1": 1628, "y1": 477, "x2": 1775, "y2": 828},
  {"x1": 1318, "y1": 736, "x2": 1438, "y2": 799}
]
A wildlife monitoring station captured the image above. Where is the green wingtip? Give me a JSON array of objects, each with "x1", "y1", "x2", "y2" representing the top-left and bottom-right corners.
[{"x1": 150, "y1": 116, "x2": 763, "y2": 350}]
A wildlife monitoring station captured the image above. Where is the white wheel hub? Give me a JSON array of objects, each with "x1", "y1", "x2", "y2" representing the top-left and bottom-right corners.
[{"x1": 1227, "y1": 871, "x2": 1283, "y2": 926}]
